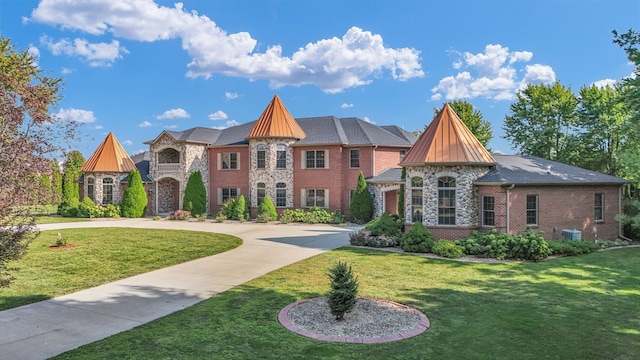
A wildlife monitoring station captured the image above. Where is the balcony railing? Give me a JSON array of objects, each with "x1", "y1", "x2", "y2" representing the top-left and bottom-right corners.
[{"x1": 157, "y1": 163, "x2": 181, "y2": 173}]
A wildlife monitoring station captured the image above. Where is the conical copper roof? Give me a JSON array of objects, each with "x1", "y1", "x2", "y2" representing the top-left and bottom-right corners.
[
  {"x1": 400, "y1": 103, "x2": 495, "y2": 166},
  {"x1": 81, "y1": 132, "x2": 137, "y2": 172},
  {"x1": 246, "y1": 95, "x2": 306, "y2": 140}
]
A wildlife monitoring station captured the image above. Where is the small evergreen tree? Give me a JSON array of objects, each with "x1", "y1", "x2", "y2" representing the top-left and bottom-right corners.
[
  {"x1": 349, "y1": 172, "x2": 373, "y2": 224},
  {"x1": 326, "y1": 261, "x2": 359, "y2": 321},
  {"x1": 398, "y1": 167, "x2": 406, "y2": 221},
  {"x1": 183, "y1": 171, "x2": 207, "y2": 216},
  {"x1": 121, "y1": 170, "x2": 148, "y2": 218},
  {"x1": 258, "y1": 196, "x2": 277, "y2": 221},
  {"x1": 234, "y1": 195, "x2": 246, "y2": 221}
]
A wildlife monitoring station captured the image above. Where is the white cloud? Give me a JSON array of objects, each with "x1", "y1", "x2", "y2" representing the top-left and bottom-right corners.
[
  {"x1": 431, "y1": 44, "x2": 555, "y2": 101},
  {"x1": 164, "y1": 124, "x2": 178, "y2": 129},
  {"x1": 212, "y1": 119, "x2": 240, "y2": 130},
  {"x1": 341, "y1": 103, "x2": 354, "y2": 109},
  {"x1": 41, "y1": 35, "x2": 128, "y2": 67},
  {"x1": 592, "y1": 79, "x2": 617, "y2": 88},
  {"x1": 225, "y1": 92, "x2": 239, "y2": 100},
  {"x1": 156, "y1": 108, "x2": 190, "y2": 119},
  {"x1": 208, "y1": 110, "x2": 228, "y2": 120},
  {"x1": 94, "y1": 125, "x2": 104, "y2": 129},
  {"x1": 362, "y1": 116, "x2": 375, "y2": 124},
  {"x1": 61, "y1": 67, "x2": 74, "y2": 74},
  {"x1": 138, "y1": 120, "x2": 153, "y2": 127},
  {"x1": 29, "y1": 1, "x2": 423, "y2": 93},
  {"x1": 122, "y1": 140, "x2": 133, "y2": 145},
  {"x1": 27, "y1": 45, "x2": 40, "y2": 67},
  {"x1": 54, "y1": 108, "x2": 96, "y2": 123}
]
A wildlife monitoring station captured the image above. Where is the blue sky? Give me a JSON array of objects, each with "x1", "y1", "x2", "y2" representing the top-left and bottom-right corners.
[{"x1": 1, "y1": 0, "x2": 638, "y2": 159}]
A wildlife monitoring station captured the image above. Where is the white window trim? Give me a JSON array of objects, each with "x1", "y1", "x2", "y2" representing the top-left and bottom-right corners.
[
  {"x1": 217, "y1": 187, "x2": 240, "y2": 205},
  {"x1": 349, "y1": 149, "x2": 360, "y2": 169},
  {"x1": 301, "y1": 189, "x2": 329, "y2": 208},
  {"x1": 218, "y1": 152, "x2": 240, "y2": 170},
  {"x1": 301, "y1": 150, "x2": 329, "y2": 169},
  {"x1": 595, "y1": 193, "x2": 605, "y2": 222},
  {"x1": 482, "y1": 196, "x2": 495, "y2": 227}
]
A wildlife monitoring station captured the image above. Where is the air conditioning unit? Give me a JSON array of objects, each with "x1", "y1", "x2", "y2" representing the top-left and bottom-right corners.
[{"x1": 562, "y1": 229, "x2": 581, "y2": 241}]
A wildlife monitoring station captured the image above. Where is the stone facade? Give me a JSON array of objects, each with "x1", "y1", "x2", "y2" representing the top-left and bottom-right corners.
[
  {"x1": 404, "y1": 165, "x2": 492, "y2": 226},
  {"x1": 370, "y1": 183, "x2": 401, "y2": 218},
  {"x1": 148, "y1": 133, "x2": 209, "y2": 214},
  {"x1": 82, "y1": 172, "x2": 126, "y2": 205},
  {"x1": 248, "y1": 139, "x2": 296, "y2": 208}
]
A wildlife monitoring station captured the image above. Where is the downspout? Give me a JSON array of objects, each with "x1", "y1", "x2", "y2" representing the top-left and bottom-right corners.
[
  {"x1": 506, "y1": 184, "x2": 515, "y2": 234},
  {"x1": 619, "y1": 185, "x2": 633, "y2": 241},
  {"x1": 372, "y1": 145, "x2": 378, "y2": 176}
]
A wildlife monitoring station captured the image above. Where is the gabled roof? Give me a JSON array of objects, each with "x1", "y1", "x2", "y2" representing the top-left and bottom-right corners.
[
  {"x1": 144, "y1": 127, "x2": 221, "y2": 145},
  {"x1": 475, "y1": 155, "x2": 628, "y2": 185},
  {"x1": 81, "y1": 132, "x2": 137, "y2": 173},
  {"x1": 366, "y1": 168, "x2": 404, "y2": 184},
  {"x1": 400, "y1": 103, "x2": 495, "y2": 166},
  {"x1": 246, "y1": 95, "x2": 306, "y2": 140}
]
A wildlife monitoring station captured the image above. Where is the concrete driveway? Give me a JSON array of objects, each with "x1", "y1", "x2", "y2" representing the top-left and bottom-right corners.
[{"x1": 0, "y1": 219, "x2": 357, "y2": 360}]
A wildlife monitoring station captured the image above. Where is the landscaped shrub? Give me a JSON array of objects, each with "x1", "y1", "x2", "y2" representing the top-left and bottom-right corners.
[
  {"x1": 326, "y1": 261, "x2": 359, "y2": 321},
  {"x1": 349, "y1": 172, "x2": 373, "y2": 224},
  {"x1": 432, "y1": 241, "x2": 464, "y2": 258},
  {"x1": 280, "y1": 208, "x2": 306, "y2": 223},
  {"x1": 349, "y1": 230, "x2": 398, "y2": 247},
  {"x1": 548, "y1": 240, "x2": 599, "y2": 256},
  {"x1": 257, "y1": 196, "x2": 278, "y2": 221},
  {"x1": 364, "y1": 213, "x2": 402, "y2": 239},
  {"x1": 400, "y1": 222, "x2": 434, "y2": 253},
  {"x1": 169, "y1": 209, "x2": 191, "y2": 220},
  {"x1": 255, "y1": 212, "x2": 271, "y2": 223},
  {"x1": 77, "y1": 197, "x2": 103, "y2": 218},
  {"x1": 456, "y1": 228, "x2": 551, "y2": 261},
  {"x1": 279, "y1": 207, "x2": 346, "y2": 224},
  {"x1": 234, "y1": 195, "x2": 246, "y2": 221},
  {"x1": 506, "y1": 227, "x2": 551, "y2": 261},
  {"x1": 182, "y1": 171, "x2": 207, "y2": 216},
  {"x1": 102, "y1": 204, "x2": 121, "y2": 218},
  {"x1": 121, "y1": 170, "x2": 148, "y2": 218},
  {"x1": 218, "y1": 198, "x2": 237, "y2": 220}
]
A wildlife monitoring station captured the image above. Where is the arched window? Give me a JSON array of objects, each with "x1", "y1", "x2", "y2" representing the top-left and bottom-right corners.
[
  {"x1": 276, "y1": 182, "x2": 287, "y2": 207},
  {"x1": 102, "y1": 177, "x2": 114, "y2": 204},
  {"x1": 411, "y1": 177, "x2": 423, "y2": 223},
  {"x1": 257, "y1": 182, "x2": 265, "y2": 205},
  {"x1": 438, "y1": 176, "x2": 456, "y2": 225},
  {"x1": 256, "y1": 144, "x2": 266, "y2": 169},
  {"x1": 276, "y1": 144, "x2": 286, "y2": 169},
  {"x1": 87, "y1": 177, "x2": 95, "y2": 202}
]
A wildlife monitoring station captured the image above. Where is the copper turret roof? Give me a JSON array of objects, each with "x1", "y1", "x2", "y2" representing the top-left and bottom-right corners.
[
  {"x1": 399, "y1": 103, "x2": 496, "y2": 166},
  {"x1": 81, "y1": 132, "x2": 137, "y2": 172},
  {"x1": 246, "y1": 95, "x2": 306, "y2": 140}
]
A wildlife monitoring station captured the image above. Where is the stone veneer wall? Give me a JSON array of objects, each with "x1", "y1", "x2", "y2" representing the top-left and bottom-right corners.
[
  {"x1": 148, "y1": 134, "x2": 209, "y2": 214},
  {"x1": 248, "y1": 139, "x2": 296, "y2": 208},
  {"x1": 370, "y1": 183, "x2": 401, "y2": 218},
  {"x1": 83, "y1": 172, "x2": 126, "y2": 205},
  {"x1": 404, "y1": 165, "x2": 492, "y2": 227}
]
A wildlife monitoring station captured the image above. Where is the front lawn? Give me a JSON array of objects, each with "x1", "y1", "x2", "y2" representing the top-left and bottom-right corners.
[
  {"x1": 56, "y1": 246, "x2": 640, "y2": 359},
  {"x1": 35, "y1": 215, "x2": 90, "y2": 224},
  {"x1": 0, "y1": 228, "x2": 242, "y2": 310}
]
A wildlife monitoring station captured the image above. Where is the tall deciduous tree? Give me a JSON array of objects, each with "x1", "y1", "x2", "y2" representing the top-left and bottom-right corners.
[
  {"x1": 503, "y1": 82, "x2": 579, "y2": 162},
  {"x1": 433, "y1": 100, "x2": 493, "y2": 148},
  {"x1": 575, "y1": 84, "x2": 630, "y2": 175},
  {"x1": 0, "y1": 37, "x2": 79, "y2": 287}
]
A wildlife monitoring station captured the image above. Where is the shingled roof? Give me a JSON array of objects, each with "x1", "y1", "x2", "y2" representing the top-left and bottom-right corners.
[
  {"x1": 400, "y1": 103, "x2": 495, "y2": 166},
  {"x1": 475, "y1": 154, "x2": 628, "y2": 185},
  {"x1": 81, "y1": 132, "x2": 137, "y2": 173},
  {"x1": 246, "y1": 95, "x2": 306, "y2": 140}
]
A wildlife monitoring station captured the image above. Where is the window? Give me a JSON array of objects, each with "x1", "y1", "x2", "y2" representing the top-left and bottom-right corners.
[
  {"x1": 276, "y1": 182, "x2": 287, "y2": 207},
  {"x1": 482, "y1": 196, "x2": 495, "y2": 227},
  {"x1": 399, "y1": 150, "x2": 406, "y2": 161},
  {"x1": 438, "y1": 176, "x2": 456, "y2": 225},
  {"x1": 305, "y1": 150, "x2": 326, "y2": 169},
  {"x1": 222, "y1": 188, "x2": 239, "y2": 203},
  {"x1": 305, "y1": 189, "x2": 326, "y2": 208},
  {"x1": 595, "y1": 193, "x2": 604, "y2": 221},
  {"x1": 87, "y1": 177, "x2": 95, "y2": 202},
  {"x1": 526, "y1": 195, "x2": 538, "y2": 225},
  {"x1": 276, "y1": 144, "x2": 286, "y2": 169},
  {"x1": 256, "y1": 145, "x2": 265, "y2": 169},
  {"x1": 256, "y1": 183, "x2": 265, "y2": 205},
  {"x1": 350, "y1": 149, "x2": 360, "y2": 168},
  {"x1": 221, "y1": 153, "x2": 238, "y2": 170},
  {"x1": 102, "y1": 177, "x2": 114, "y2": 204},
  {"x1": 411, "y1": 177, "x2": 423, "y2": 223}
]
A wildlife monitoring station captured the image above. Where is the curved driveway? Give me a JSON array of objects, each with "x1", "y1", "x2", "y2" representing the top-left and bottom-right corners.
[{"x1": 0, "y1": 219, "x2": 358, "y2": 360}]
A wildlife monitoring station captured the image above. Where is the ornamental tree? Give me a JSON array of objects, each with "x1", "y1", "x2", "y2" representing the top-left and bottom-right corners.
[
  {"x1": 0, "y1": 37, "x2": 79, "y2": 287},
  {"x1": 349, "y1": 172, "x2": 373, "y2": 224},
  {"x1": 121, "y1": 170, "x2": 148, "y2": 218},
  {"x1": 326, "y1": 261, "x2": 359, "y2": 321},
  {"x1": 183, "y1": 171, "x2": 206, "y2": 216}
]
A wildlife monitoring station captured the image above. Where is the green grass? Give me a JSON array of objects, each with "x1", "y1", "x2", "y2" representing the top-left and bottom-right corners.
[
  {"x1": 34, "y1": 215, "x2": 90, "y2": 224},
  {"x1": 0, "y1": 228, "x2": 242, "y2": 310},
  {"x1": 56, "y1": 247, "x2": 640, "y2": 359}
]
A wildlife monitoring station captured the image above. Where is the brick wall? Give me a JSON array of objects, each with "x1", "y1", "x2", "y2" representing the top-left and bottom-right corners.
[
  {"x1": 478, "y1": 184, "x2": 622, "y2": 241},
  {"x1": 293, "y1": 145, "x2": 345, "y2": 213},
  {"x1": 209, "y1": 146, "x2": 250, "y2": 214},
  {"x1": 373, "y1": 147, "x2": 406, "y2": 175}
]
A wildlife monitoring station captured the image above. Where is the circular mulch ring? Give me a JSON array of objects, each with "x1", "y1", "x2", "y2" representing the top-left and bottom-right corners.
[{"x1": 278, "y1": 297, "x2": 430, "y2": 343}]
